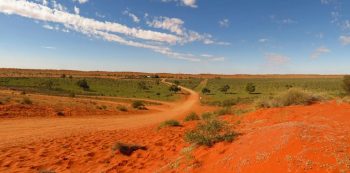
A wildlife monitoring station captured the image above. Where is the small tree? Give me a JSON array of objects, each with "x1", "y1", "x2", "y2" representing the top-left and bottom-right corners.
[
  {"x1": 245, "y1": 83, "x2": 256, "y2": 94},
  {"x1": 202, "y1": 87, "x2": 211, "y2": 95},
  {"x1": 219, "y1": 84, "x2": 230, "y2": 94},
  {"x1": 169, "y1": 84, "x2": 181, "y2": 93},
  {"x1": 77, "y1": 79, "x2": 90, "y2": 91},
  {"x1": 61, "y1": 74, "x2": 66, "y2": 78},
  {"x1": 174, "y1": 80, "x2": 180, "y2": 86},
  {"x1": 40, "y1": 80, "x2": 54, "y2": 89},
  {"x1": 138, "y1": 81, "x2": 150, "y2": 90},
  {"x1": 343, "y1": 75, "x2": 350, "y2": 94}
]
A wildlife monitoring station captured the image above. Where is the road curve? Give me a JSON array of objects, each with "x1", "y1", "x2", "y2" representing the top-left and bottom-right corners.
[{"x1": 0, "y1": 81, "x2": 199, "y2": 148}]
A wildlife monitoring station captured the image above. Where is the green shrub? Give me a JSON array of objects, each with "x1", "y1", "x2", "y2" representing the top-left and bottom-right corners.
[
  {"x1": 215, "y1": 107, "x2": 232, "y2": 116},
  {"x1": 69, "y1": 92, "x2": 76, "y2": 98},
  {"x1": 245, "y1": 83, "x2": 256, "y2": 94},
  {"x1": 201, "y1": 88, "x2": 211, "y2": 94},
  {"x1": 169, "y1": 84, "x2": 181, "y2": 93},
  {"x1": 158, "y1": 120, "x2": 181, "y2": 129},
  {"x1": 184, "y1": 112, "x2": 200, "y2": 121},
  {"x1": 76, "y1": 79, "x2": 90, "y2": 91},
  {"x1": 343, "y1": 75, "x2": 350, "y2": 95},
  {"x1": 221, "y1": 99, "x2": 237, "y2": 107},
  {"x1": 112, "y1": 142, "x2": 147, "y2": 156},
  {"x1": 21, "y1": 97, "x2": 32, "y2": 105},
  {"x1": 184, "y1": 118, "x2": 236, "y2": 146},
  {"x1": 255, "y1": 88, "x2": 323, "y2": 108},
  {"x1": 201, "y1": 112, "x2": 216, "y2": 120},
  {"x1": 117, "y1": 105, "x2": 128, "y2": 112},
  {"x1": 132, "y1": 100, "x2": 146, "y2": 110}
]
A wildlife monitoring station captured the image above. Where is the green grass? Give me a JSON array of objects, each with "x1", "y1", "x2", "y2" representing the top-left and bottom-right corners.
[
  {"x1": 184, "y1": 118, "x2": 237, "y2": 146},
  {"x1": 166, "y1": 78, "x2": 203, "y2": 89},
  {"x1": 201, "y1": 78, "x2": 343, "y2": 105},
  {"x1": 158, "y1": 120, "x2": 181, "y2": 129},
  {"x1": 0, "y1": 77, "x2": 178, "y2": 101}
]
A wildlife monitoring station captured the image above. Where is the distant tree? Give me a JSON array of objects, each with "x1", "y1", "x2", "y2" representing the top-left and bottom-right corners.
[
  {"x1": 343, "y1": 75, "x2": 350, "y2": 94},
  {"x1": 138, "y1": 81, "x2": 150, "y2": 90},
  {"x1": 201, "y1": 88, "x2": 211, "y2": 95},
  {"x1": 174, "y1": 80, "x2": 180, "y2": 86},
  {"x1": 61, "y1": 74, "x2": 66, "y2": 78},
  {"x1": 40, "y1": 80, "x2": 54, "y2": 89},
  {"x1": 219, "y1": 84, "x2": 230, "y2": 94},
  {"x1": 155, "y1": 79, "x2": 161, "y2": 85},
  {"x1": 69, "y1": 75, "x2": 73, "y2": 79},
  {"x1": 285, "y1": 84, "x2": 293, "y2": 89},
  {"x1": 77, "y1": 79, "x2": 90, "y2": 91},
  {"x1": 153, "y1": 74, "x2": 160, "y2": 78},
  {"x1": 245, "y1": 83, "x2": 256, "y2": 94},
  {"x1": 169, "y1": 84, "x2": 181, "y2": 93}
]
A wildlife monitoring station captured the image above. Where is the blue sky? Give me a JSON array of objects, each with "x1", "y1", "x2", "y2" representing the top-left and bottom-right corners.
[{"x1": 0, "y1": 0, "x2": 349, "y2": 74}]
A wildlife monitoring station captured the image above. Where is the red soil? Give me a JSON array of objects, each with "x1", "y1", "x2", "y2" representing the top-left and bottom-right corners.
[{"x1": 1, "y1": 101, "x2": 350, "y2": 172}]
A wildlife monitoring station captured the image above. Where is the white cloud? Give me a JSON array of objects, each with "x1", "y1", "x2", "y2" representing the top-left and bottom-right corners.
[
  {"x1": 42, "y1": 46, "x2": 56, "y2": 49},
  {"x1": 0, "y1": 0, "x2": 179, "y2": 44},
  {"x1": 147, "y1": 16, "x2": 184, "y2": 35},
  {"x1": 42, "y1": 0, "x2": 48, "y2": 6},
  {"x1": 73, "y1": 0, "x2": 88, "y2": 4},
  {"x1": 310, "y1": 46, "x2": 331, "y2": 59},
  {"x1": 74, "y1": 6, "x2": 79, "y2": 15},
  {"x1": 123, "y1": 10, "x2": 140, "y2": 23},
  {"x1": 339, "y1": 35, "x2": 350, "y2": 45},
  {"x1": 161, "y1": 0, "x2": 197, "y2": 8},
  {"x1": 265, "y1": 53, "x2": 290, "y2": 65},
  {"x1": 147, "y1": 16, "x2": 220, "y2": 45},
  {"x1": 181, "y1": 0, "x2": 197, "y2": 8},
  {"x1": 0, "y1": 0, "x2": 225, "y2": 62},
  {"x1": 219, "y1": 19, "x2": 229, "y2": 28},
  {"x1": 42, "y1": 24, "x2": 59, "y2": 30},
  {"x1": 258, "y1": 38, "x2": 268, "y2": 43}
]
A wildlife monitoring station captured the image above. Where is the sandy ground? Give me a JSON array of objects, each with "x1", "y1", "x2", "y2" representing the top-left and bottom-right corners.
[
  {"x1": 1, "y1": 101, "x2": 350, "y2": 172},
  {"x1": 1, "y1": 80, "x2": 350, "y2": 172},
  {"x1": 0, "y1": 82, "x2": 199, "y2": 148}
]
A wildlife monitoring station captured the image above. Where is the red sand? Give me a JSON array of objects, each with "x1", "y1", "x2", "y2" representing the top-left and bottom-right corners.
[{"x1": 1, "y1": 101, "x2": 350, "y2": 172}]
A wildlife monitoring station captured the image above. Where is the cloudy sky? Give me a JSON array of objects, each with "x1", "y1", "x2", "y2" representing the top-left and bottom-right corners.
[{"x1": 0, "y1": 0, "x2": 349, "y2": 74}]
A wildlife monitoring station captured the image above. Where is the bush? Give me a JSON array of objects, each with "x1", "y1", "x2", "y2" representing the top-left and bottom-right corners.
[
  {"x1": 21, "y1": 97, "x2": 32, "y2": 105},
  {"x1": 112, "y1": 142, "x2": 147, "y2": 156},
  {"x1": 201, "y1": 112, "x2": 216, "y2": 120},
  {"x1": 158, "y1": 120, "x2": 181, "y2": 129},
  {"x1": 117, "y1": 105, "x2": 128, "y2": 112},
  {"x1": 221, "y1": 99, "x2": 237, "y2": 107},
  {"x1": 57, "y1": 111, "x2": 65, "y2": 116},
  {"x1": 69, "y1": 92, "x2": 76, "y2": 98},
  {"x1": 343, "y1": 75, "x2": 350, "y2": 95},
  {"x1": 255, "y1": 88, "x2": 323, "y2": 108},
  {"x1": 215, "y1": 107, "x2": 232, "y2": 116},
  {"x1": 184, "y1": 118, "x2": 236, "y2": 146},
  {"x1": 245, "y1": 83, "x2": 256, "y2": 94},
  {"x1": 169, "y1": 84, "x2": 181, "y2": 93},
  {"x1": 219, "y1": 84, "x2": 230, "y2": 94},
  {"x1": 77, "y1": 79, "x2": 90, "y2": 91},
  {"x1": 132, "y1": 100, "x2": 146, "y2": 110},
  {"x1": 184, "y1": 112, "x2": 200, "y2": 122},
  {"x1": 201, "y1": 88, "x2": 211, "y2": 94}
]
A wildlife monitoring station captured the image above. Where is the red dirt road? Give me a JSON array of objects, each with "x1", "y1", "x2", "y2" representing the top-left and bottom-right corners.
[{"x1": 0, "y1": 84, "x2": 199, "y2": 148}]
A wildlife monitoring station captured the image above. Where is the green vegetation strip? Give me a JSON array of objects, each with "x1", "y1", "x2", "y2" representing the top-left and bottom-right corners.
[{"x1": 0, "y1": 77, "x2": 178, "y2": 101}]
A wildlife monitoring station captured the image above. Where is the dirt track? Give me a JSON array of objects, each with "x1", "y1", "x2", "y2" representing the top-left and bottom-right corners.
[{"x1": 0, "y1": 83, "x2": 199, "y2": 148}]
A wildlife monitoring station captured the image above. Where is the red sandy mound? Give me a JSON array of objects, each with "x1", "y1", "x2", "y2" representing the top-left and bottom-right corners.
[{"x1": 1, "y1": 101, "x2": 350, "y2": 172}]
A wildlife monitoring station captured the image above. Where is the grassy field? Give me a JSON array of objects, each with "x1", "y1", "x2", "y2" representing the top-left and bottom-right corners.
[
  {"x1": 199, "y1": 78, "x2": 344, "y2": 105},
  {"x1": 0, "y1": 77, "x2": 178, "y2": 101},
  {"x1": 166, "y1": 78, "x2": 203, "y2": 90}
]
